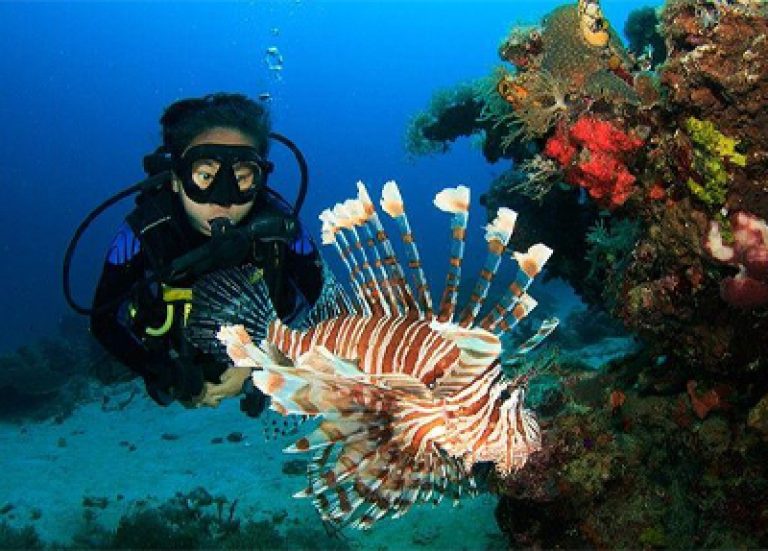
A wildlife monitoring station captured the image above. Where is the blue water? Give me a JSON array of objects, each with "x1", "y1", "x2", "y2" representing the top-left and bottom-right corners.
[{"x1": 0, "y1": 0, "x2": 654, "y2": 354}]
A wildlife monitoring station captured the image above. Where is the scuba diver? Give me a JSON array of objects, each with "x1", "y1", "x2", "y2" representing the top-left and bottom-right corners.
[{"x1": 69, "y1": 93, "x2": 324, "y2": 413}]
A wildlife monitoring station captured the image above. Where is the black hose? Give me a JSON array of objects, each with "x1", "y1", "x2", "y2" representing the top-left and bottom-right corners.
[
  {"x1": 62, "y1": 172, "x2": 169, "y2": 315},
  {"x1": 269, "y1": 131, "x2": 308, "y2": 217}
]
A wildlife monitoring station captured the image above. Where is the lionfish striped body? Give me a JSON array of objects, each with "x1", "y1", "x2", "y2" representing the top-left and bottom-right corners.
[{"x1": 191, "y1": 180, "x2": 557, "y2": 529}]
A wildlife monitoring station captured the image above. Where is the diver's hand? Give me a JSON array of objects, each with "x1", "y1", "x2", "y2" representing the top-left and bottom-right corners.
[
  {"x1": 145, "y1": 353, "x2": 204, "y2": 406},
  {"x1": 240, "y1": 379, "x2": 269, "y2": 418},
  {"x1": 195, "y1": 365, "x2": 252, "y2": 408}
]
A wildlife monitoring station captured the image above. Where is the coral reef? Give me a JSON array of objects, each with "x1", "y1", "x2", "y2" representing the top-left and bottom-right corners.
[
  {"x1": 491, "y1": 352, "x2": 768, "y2": 548},
  {"x1": 64, "y1": 487, "x2": 351, "y2": 550},
  {"x1": 406, "y1": 0, "x2": 768, "y2": 546},
  {"x1": 0, "y1": 316, "x2": 131, "y2": 422},
  {"x1": 409, "y1": 0, "x2": 768, "y2": 372}
]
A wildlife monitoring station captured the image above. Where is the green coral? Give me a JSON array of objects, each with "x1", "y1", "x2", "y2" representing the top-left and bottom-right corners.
[
  {"x1": 404, "y1": 80, "x2": 482, "y2": 158},
  {"x1": 684, "y1": 117, "x2": 746, "y2": 208},
  {"x1": 585, "y1": 218, "x2": 641, "y2": 281},
  {"x1": 541, "y1": 5, "x2": 630, "y2": 88},
  {"x1": 585, "y1": 218, "x2": 642, "y2": 308}
]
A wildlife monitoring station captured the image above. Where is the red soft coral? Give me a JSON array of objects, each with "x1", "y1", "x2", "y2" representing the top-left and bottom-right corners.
[
  {"x1": 569, "y1": 116, "x2": 644, "y2": 155},
  {"x1": 543, "y1": 124, "x2": 576, "y2": 166},
  {"x1": 568, "y1": 152, "x2": 637, "y2": 209},
  {"x1": 543, "y1": 116, "x2": 644, "y2": 210}
]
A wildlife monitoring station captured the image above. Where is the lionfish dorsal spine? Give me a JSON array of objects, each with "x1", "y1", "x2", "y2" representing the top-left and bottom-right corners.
[
  {"x1": 332, "y1": 201, "x2": 390, "y2": 317},
  {"x1": 510, "y1": 316, "x2": 560, "y2": 359},
  {"x1": 380, "y1": 180, "x2": 433, "y2": 318},
  {"x1": 355, "y1": 181, "x2": 412, "y2": 315},
  {"x1": 479, "y1": 243, "x2": 553, "y2": 335},
  {"x1": 320, "y1": 208, "x2": 368, "y2": 316},
  {"x1": 457, "y1": 207, "x2": 519, "y2": 328},
  {"x1": 433, "y1": 185, "x2": 470, "y2": 323}
]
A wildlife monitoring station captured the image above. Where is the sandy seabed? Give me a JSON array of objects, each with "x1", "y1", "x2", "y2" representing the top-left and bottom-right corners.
[{"x1": 0, "y1": 382, "x2": 505, "y2": 550}]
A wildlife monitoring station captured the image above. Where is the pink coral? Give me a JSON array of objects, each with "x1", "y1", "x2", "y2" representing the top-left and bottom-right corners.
[
  {"x1": 705, "y1": 211, "x2": 768, "y2": 308},
  {"x1": 543, "y1": 116, "x2": 644, "y2": 209}
]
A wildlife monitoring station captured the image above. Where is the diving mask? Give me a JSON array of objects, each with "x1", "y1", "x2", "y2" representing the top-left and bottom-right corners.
[{"x1": 173, "y1": 144, "x2": 274, "y2": 206}]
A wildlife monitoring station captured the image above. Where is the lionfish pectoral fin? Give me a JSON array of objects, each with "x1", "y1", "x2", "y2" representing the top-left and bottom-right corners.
[
  {"x1": 296, "y1": 346, "x2": 363, "y2": 378},
  {"x1": 293, "y1": 486, "x2": 313, "y2": 498},
  {"x1": 429, "y1": 321, "x2": 502, "y2": 397},
  {"x1": 368, "y1": 373, "x2": 431, "y2": 398},
  {"x1": 187, "y1": 265, "x2": 276, "y2": 362},
  {"x1": 429, "y1": 321, "x2": 502, "y2": 358},
  {"x1": 284, "y1": 418, "x2": 368, "y2": 454},
  {"x1": 262, "y1": 340, "x2": 294, "y2": 366}
]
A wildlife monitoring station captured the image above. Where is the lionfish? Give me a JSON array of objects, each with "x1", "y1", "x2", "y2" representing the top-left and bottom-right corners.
[{"x1": 188, "y1": 180, "x2": 557, "y2": 529}]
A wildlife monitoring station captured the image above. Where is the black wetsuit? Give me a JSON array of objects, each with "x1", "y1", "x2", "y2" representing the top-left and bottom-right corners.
[{"x1": 90, "y1": 181, "x2": 323, "y2": 405}]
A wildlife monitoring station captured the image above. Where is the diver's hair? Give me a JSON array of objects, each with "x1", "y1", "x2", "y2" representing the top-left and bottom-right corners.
[{"x1": 160, "y1": 93, "x2": 271, "y2": 159}]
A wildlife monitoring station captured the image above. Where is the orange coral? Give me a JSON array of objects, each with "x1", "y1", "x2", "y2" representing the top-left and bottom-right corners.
[{"x1": 686, "y1": 380, "x2": 730, "y2": 420}]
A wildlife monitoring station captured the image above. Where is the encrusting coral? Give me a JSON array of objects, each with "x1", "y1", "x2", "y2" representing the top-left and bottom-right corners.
[{"x1": 684, "y1": 117, "x2": 747, "y2": 209}]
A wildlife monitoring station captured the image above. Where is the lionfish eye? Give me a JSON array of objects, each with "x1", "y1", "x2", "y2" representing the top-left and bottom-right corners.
[{"x1": 499, "y1": 388, "x2": 512, "y2": 401}]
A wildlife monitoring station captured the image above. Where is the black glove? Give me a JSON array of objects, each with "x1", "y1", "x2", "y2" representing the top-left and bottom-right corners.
[
  {"x1": 239, "y1": 378, "x2": 269, "y2": 418},
  {"x1": 163, "y1": 210, "x2": 298, "y2": 283},
  {"x1": 245, "y1": 209, "x2": 299, "y2": 242},
  {"x1": 144, "y1": 352, "x2": 204, "y2": 406}
]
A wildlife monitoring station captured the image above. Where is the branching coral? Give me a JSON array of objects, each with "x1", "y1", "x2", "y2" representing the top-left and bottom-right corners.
[
  {"x1": 513, "y1": 154, "x2": 565, "y2": 202},
  {"x1": 404, "y1": 81, "x2": 483, "y2": 157}
]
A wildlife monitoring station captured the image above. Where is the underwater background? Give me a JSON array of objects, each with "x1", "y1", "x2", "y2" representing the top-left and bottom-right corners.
[{"x1": 3, "y1": 0, "x2": 768, "y2": 549}]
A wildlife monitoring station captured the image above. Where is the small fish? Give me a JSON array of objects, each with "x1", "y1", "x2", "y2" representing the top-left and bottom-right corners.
[{"x1": 188, "y1": 180, "x2": 557, "y2": 529}]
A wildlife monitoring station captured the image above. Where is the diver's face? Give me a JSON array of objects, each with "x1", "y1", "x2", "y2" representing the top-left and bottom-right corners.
[{"x1": 172, "y1": 127, "x2": 257, "y2": 236}]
